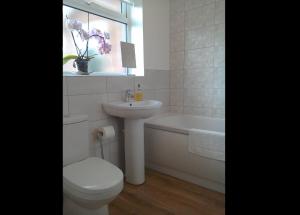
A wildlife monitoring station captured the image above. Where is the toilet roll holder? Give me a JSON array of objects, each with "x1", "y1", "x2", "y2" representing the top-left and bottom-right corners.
[
  {"x1": 98, "y1": 129, "x2": 104, "y2": 136},
  {"x1": 96, "y1": 126, "x2": 115, "y2": 160},
  {"x1": 97, "y1": 127, "x2": 110, "y2": 159},
  {"x1": 97, "y1": 130, "x2": 105, "y2": 159}
]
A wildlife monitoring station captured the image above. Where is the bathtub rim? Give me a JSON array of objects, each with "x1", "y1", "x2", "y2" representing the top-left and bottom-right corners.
[{"x1": 144, "y1": 113, "x2": 225, "y2": 135}]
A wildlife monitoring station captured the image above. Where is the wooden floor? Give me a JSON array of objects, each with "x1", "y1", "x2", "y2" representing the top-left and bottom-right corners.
[{"x1": 109, "y1": 169, "x2": 225, "y2": 215}]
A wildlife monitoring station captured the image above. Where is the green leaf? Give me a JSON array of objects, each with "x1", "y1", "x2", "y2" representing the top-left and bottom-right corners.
[{"x1": 63, "y1": 54, "x2": 78, "y2": 64}]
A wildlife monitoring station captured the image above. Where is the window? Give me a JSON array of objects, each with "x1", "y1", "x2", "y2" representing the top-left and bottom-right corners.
[
  {"x1": 63, "y1": 0, "x2": 144, "y2": 76},
  {"x1": 63, "y1": 6, "x2": 126, "y2": 74}
]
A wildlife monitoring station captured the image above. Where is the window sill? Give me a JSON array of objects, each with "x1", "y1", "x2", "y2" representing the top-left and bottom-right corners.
[{"x1": 63, "y1": 71, "x2": 135, "y2": 77}]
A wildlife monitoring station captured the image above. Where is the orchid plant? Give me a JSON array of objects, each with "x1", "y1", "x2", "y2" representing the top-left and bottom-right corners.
[{"x1": 63, "y1": 16, "x2": 112, "y2": 67}]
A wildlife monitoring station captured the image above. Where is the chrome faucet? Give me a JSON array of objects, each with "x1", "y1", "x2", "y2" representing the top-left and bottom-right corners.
[{"x1": 125, "y1": 89, "x2": 134, "y2": 102}]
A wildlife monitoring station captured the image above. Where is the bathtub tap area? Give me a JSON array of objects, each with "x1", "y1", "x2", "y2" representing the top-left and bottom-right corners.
[{"x1": 144, "y1": 113, "x2": 225, "y2": 193}]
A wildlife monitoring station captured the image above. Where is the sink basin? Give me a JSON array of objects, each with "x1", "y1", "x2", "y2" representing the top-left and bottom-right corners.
[{"x1": 102, "y1": 100, "x2": 162, "y2": 119}]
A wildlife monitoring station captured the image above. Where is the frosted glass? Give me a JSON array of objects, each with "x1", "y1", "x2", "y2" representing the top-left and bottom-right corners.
[{"x1": 88, "y1": 13, "x2": 126, "y2": 74}]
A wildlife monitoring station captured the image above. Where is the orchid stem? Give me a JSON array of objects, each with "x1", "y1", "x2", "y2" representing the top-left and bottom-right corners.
[{"x1": 71, "y1": 31, "x2": 81, "y2": 57}]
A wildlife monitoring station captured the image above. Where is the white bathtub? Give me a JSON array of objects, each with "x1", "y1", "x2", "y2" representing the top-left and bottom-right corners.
[{"x1": 144, "y1": 113, "x2": 225, "y2": 193}]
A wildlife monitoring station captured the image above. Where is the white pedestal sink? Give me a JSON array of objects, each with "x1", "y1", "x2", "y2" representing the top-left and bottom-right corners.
[{"x1": 102, "y1": 100, "x2": 162, "y2": 185}]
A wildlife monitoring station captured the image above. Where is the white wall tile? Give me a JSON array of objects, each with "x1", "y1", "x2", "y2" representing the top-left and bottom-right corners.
[
  {"x1": 185, "y1": 47, "x2": 214, "y2": 69},
  {"x1": 185, "y1": 3, "x2": 214, "y2": 30},
  {"x1": 170, "y1": 31, "x2": 185, "y2": 52},
  {"x1": 215, "y1": 0, "x2": 225, "y2": 24},
  {"x1": 158, "y1": 106, "x2": 170, "y2": 114},
  {"x1": 213, "y1": 67, "x2": 225, "y2": 89},
  {"x1": 63, "y1": 96, "x2": 69, "y2": 116},
  {"x1": 168, "y1": 0, "x2": 225, "y2": 119},
  {"x1": 135, "y1": 70, "x2": 169, "y2": 90},
  {"x1": 214, "y1": 46, "x2": 225, "y2": 67},
  {"x1": 170, "y1": 70, "x2": 184, "y2": 89},
  {"x1": 110, "y1": 139, "x2": 121, "y2": 156},
  {"x1": 155, "y1": 89, "x2": 170, "y2": 107},
  {"x1": 184, "y1": 89, "x2": 213, "y2": 108},
  {"x1": 107, "y1": 76, "x2": 134, "y2": 93},
  {"x1": 212, "y1": 97, "x2": 225, "y2": 108},
  {"x1": 143, "y1": 89, "x2": 156, "y2": 100},
  {"x1": 110, "y1": 140, "x2": 123, "y2": 168},
  {"x1": 68, "y1": 94, "x2": 108, "y2": 122},
  {"x1": 66, "y1": 76, "x2": 106, "y2": 95},
  {"x1": 102, "y1": 142, "x2": 111, "y2": 162},
  {"x1": 214, "y1": 23, "x2": 225, "y2": 47},
  {"x1": 170, "y1": 11, "x2": 185, "y2": 33},
  {"x1": 185, "y1": 26, "x2": 214, "y2": 50},
  {"x1": 63, "y1": 77, "x2": 67, "y2": 95},
  {"x1": 211, "y1": 89, "x2": 225, "y2": 107},
  {"x1": 183, "y1": 106, "x2": 211, "y2": 117},
  {"x1": 170, "y1": 51, "x2": 185, "y2": 70},
  {"x1": 156, "y1": 70, "x2": 170, "y2": 89},
  {"x1": 185, "y1": 0, "x2": 215, "y2": 11},
  {"x1": 170, "y1": 105, "x2": 183, "y2": 113},
  {"x1": 108, "y1": 92, "x2": 124, "y2": 102},
  {"x1": 170, "y1": 0, "x2": 185, "y2": 15},
  {"x1": 211, "y1": 107, "x2": 225, "y2": 118},
  {"x1": 170, "y1": 89, "x2": 184, "y2": 106},
  {"x1": 184, "y1": 67, "x2": 214, "y2": 89},
  {"x1": 147, "y1": 70, "x2": 169, "y2": 90}
]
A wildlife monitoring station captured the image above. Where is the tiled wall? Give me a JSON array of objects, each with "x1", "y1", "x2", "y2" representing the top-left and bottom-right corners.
[
  {"x1": 169, "y1": 0, "x2": 225, "y2": 118},
  {"x1": 63, "y1": 69, "x2": 169, "y2": 170}
]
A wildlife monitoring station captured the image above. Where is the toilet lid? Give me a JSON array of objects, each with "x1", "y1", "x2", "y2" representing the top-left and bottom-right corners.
[{"x1": 63, "y1": 157, "x2": 123, "y2": 194}]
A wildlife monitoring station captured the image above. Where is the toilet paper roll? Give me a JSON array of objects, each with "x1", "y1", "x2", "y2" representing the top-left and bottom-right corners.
[{"x1": 99, "y1": 126, "x2": 115, "y2": 139}]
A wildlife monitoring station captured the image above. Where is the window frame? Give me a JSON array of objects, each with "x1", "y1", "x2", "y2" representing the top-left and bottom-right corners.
[
  {"x1": 63, "y1": 0, "x2": 142, "y2": 76},
  {"x1": 64, "y1": 0, "x2": 128, "y2": 25}
]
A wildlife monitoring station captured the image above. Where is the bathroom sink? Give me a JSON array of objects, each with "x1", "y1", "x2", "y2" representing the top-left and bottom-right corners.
[
  {"x1": 102, "y1": 100, "x2": 162, "y2": 185},
  {"x1": 102, "y1": 100, "x2": 162, "y2": 119}
]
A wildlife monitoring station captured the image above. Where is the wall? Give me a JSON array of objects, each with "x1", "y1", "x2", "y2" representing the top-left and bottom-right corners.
[
  {"x1": 63, "y1": 70, "x2": 169, "y2": 170},
  {"x1": 143, "y1": 0, "x2": 170, "y2": 70},
  {"x1": 169, "y1": 0, "x2": 225, "y2": 118}
]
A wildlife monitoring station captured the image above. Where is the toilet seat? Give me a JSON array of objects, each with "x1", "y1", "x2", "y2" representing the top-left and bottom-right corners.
[{"x1": 63, "y1": 157, "x2": 123, "y2": 201}]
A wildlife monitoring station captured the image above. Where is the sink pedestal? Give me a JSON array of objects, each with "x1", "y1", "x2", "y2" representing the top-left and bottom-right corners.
[{"x1": 124, "y1": 118, "x2": 145, "y2": 185}]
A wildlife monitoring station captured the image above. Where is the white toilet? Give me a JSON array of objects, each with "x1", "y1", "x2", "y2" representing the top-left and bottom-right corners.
[{"x1": 63, "y1": 114, "x2": 123, "y2": 215}]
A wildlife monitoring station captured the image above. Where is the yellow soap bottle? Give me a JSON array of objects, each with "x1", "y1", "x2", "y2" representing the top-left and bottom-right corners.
[{"x1": 134, "y1": 83, "x2": 144, "y2": 101}]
